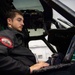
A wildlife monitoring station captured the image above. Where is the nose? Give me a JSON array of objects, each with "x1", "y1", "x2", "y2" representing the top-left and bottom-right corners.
[{"x1": 21, "y1": 21, "x2": 24, "y2": 26}]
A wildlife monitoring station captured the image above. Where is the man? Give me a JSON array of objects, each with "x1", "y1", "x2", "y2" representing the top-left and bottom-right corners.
[
  {"x1": 0, "y1": 9, "x2": 71, "y2": 75},
  {"x1": 0, "y1": 9, "x2": 49, "y2": 75}
]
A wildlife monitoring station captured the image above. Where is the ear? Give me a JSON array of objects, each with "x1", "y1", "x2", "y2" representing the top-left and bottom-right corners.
[{"x1": 7, "y1": 18, "x2": 12, "y2": 25}]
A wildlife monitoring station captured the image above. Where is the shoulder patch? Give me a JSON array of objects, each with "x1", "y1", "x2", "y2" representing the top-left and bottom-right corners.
[{"x1": 0, "y1": 37, "x2": 13, "y2": 48}]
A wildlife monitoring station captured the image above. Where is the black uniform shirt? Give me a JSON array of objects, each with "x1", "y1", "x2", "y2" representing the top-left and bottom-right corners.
[{"x1": 0, "y1": 28, "x2": 36, "y2": 75}]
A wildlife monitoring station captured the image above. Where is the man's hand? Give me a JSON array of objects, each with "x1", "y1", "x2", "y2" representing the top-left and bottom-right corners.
[{"x1": 30, "y1": 61, "x2": 49, "y2": 73}]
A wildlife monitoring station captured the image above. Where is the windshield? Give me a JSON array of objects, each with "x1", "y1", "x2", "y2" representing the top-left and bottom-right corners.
[{"x1": 13, "y1": 0, "x2": 43, "y2": 11}]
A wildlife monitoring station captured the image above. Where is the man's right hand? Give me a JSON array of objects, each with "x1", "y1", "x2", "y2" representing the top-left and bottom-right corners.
[{"x1": 30, "y1": 61, "x2": 49, "y2": 73}]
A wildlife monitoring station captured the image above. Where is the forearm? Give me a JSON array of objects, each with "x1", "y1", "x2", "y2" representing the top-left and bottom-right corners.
[{"x1": 0, "y1": 55, "x2": 30, "y2": 75}]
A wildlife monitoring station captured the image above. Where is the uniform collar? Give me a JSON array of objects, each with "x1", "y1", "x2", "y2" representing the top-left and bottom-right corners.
[{"x1": 7, "y1": 27, "x2": 24, "y2": 36}]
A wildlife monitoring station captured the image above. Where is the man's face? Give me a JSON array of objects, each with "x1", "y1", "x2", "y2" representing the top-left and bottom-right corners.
[{"x1": 7, "y1": 13, "x2": 24, "y2": 31}]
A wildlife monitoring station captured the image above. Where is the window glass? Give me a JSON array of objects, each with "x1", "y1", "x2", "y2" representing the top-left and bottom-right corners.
[{"x1": 13, "y1": 0, "x2": 43, "y2": 11}]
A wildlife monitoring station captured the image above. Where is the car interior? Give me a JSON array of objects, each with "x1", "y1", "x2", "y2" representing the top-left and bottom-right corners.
[{"x1": 0, "y1": 0, "x2": 75, "y2": 74}]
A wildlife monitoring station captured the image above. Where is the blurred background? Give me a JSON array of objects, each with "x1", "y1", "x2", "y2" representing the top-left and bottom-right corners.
[{"x1": 13, "y1": 0, "x2": 75, "y2": 61}]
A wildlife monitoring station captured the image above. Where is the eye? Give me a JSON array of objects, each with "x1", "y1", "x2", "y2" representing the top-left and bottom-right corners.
[{"x1": 17, "y1": 18, "x2": 22, "y2": 22}]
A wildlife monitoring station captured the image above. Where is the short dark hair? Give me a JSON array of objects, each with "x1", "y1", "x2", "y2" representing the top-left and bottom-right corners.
[{"x1": 6, "y1": 9, "x2": 23, "y2": 20}]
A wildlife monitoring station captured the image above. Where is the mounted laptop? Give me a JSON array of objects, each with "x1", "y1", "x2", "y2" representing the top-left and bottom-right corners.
[{"x1": 63, "y1": 35, "x2": 75, "y2": 63}]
